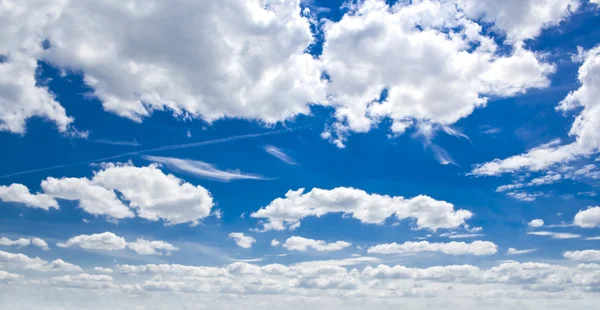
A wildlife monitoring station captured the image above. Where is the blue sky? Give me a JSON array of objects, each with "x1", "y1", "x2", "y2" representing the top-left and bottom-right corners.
[{"x1": 1, "y1": 0, "x2": 600, "y2": 309}]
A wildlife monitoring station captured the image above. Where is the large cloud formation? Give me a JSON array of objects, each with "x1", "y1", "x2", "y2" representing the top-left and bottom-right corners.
[{"x1": 1, "y1": 0, "x2": 571, "y2": 148}]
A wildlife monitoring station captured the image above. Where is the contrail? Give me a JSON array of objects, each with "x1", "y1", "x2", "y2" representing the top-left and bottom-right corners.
[{"x1": 0, "y1": 128, "x2": 297, "y2": 179}]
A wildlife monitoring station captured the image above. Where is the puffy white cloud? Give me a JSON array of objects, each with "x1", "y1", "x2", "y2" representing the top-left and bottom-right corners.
[
  {"x1": 0, "y1": 250, "x2": 81, "y2": 272},
  {"x1": 472, "y1": 46, "x2": 600, "y2": 176},
  {"x1": 37, "y1": 162, "x2": 214, "y2": 225},
  {"x1": 41, "y1": 177, "x2": 134, "y2": 219},
  {"x1": 251, "y1": 187, "x2": 473, "y2": 231},
  {"x1": 127, "y1": 239, "x2": 178, "y2": 256},
  {"x1": 564, "y1": 250, "x2": 600, "y2": 262},
  {"x1": 40, "y1": 0, "x2": 326, "y2": 126},
  {"x1": 0, "y1": 237, "x2": 49, "y2": 250},
  {"x1": 320, "y1": 0, "x2": 555, "y2": 146},
  {"x1": 264, "y1": 146, "x2": 298, "y2": 165},
  {"x1": 0, "y1": 269, "x2": 20, "y2": 281},
  {"x1": 91, "y1": 163, "x2": 214, "y2": 225},
  {"x1": 574, "y1": 206, "x2": 600, "y2": 228},
  {"x1": 367, "y1": 240, "x2": 497, "y2": 256},
  {"x1": 57, "y1": 232, "x2": 177, "y2": 256},
  {"x1": 229, "y1": 233, "x2": 256, "y2": 249},
  {"x1": 31, "y1": 237, "x2": 49, "y2": 250},
  {"x1": 57, "y1": 232, "x2": 127, "y2": 251},
  {"x1": 457, "y1": 0, "x2": 579, "y2": 41},
  {"x1": 283, "y1": 236, "x2": 351, "y2": 252},
  {"x1": 271, "y1": 239, "x2": 281, "y2": 247},
  {"x1": 528, "y1": 219, "x2": 544, "y2": 228},
  {"x1": 0, "y1": 0, "x2": 74, "y2": 134},
  {"x1": 93, "y1": 267, "x2": 113, "y2": 274},
  {"x1": 0, "y1": 184, "x2": 58, "y2": 210},
  {"x1": 507, "y1": 248, "x2": 537, "y2": 255},
  {"x1": 0, "y1": 237, "x2": 30, "y2": 247},
  {"x1": 143, "y1": 156, "x2": 266, "y2": 181},
  {"x1": 527, "y1": 231, "x2": 581, "y2": 239}
]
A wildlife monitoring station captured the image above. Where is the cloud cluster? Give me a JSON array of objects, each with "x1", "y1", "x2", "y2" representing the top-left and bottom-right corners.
[
  {"x1": 367, "y1": 240, "x2": 498, "y2": 256},
  {"x1": 251, "y1": 187, "x2": 473, "y2": 231},
  {"x1": 0, "y1": 250, "x2": 80, "y2": 272},
  {"x1": 3, "y1": 162, "x2": 214, "y2": 225},
  {"x1": 0, "y1": 237, "x2": 49, "y2": 250},
  {"x1": 1, "y1": 0, "x2": 570, "y2": 149},
  {"x1": 282, "y1": 236, "x2": 351, "y2": 252},
  {"x1": 57, "y1": 232, "x2": 178, "y2": 256}
]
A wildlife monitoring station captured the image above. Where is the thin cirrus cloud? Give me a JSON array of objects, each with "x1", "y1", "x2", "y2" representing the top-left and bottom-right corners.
[
  {"x1": 527, "y1": 231, "x2": 581, "y2": 239},
  {"x1": 143, "y1": 155, "x2": 268, "y2": 182},
  {"x1": 264, "y1": 146, "x2": 298, "y2": 165}
]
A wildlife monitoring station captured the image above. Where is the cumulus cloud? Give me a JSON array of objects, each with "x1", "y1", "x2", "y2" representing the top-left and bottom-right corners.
[
  {"x1": 143, "y1": 156, "x2": 266, "y2": 181},
  {"x1": 16, "y1": 162, "x2": 216, "y2": 225},
  {"x1": 564, "y1": 250, "x2": 600, "y2": 262},
  {"x1": 251, "y1": 187, "x2": 473, "y2": 231},
  {"x1": 0, "y1": 184, "x2": 58, "y2": 210},
  {"x1": 528, "y1": 219, "x2": 544, "y2": 228},
  {"x1": 507, "y1": 248, "x2": 537, "y2": 255},
  {"x1": 0, "y1": 250, "x2": 81, "y2": 272},
  {"x1": 320, "y1": 0, "x2": 555, "y2": 146},
  {"x1": 126, "y1": 239, "x2": 178, "y2": 256},
  {"x1": 0, "y1": 237, "x2": 49, "y2": 250},
  {"x1": 264, "y1": 146, "x2": 298, "y2": 165},
  {"x1": 271, "y1": 239, "x2": 281, "y2": 247},
  {"x1": 0, "y1": 270, "x2": 20, "y2": 281},
  {"x1": 472, "y1": 46, "x2": 600, "y2": 176},
  {"x1": 574, "y1": 206, "x2": 600, "y2": 228},
  {"x1": 367, "y1": 240, "x2": 498, "y2": 256},
  {"x1": 527, "y1": 231, "x2": 581, "y2": 239},
  {"x1": 57, "y1": 232, "x2": 127, "y2": 251},
  {"x1": 229, "y1": 233, "x2": 256, "y2": 249},
  {"x1": 57, "y1": 232, "x2": 177, "y2": 255},
  {"x1": 283, "y1": 236, "x2": 351, "y2": 252}
]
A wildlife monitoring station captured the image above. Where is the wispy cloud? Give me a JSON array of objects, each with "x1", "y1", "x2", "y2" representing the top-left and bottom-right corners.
[
  {"x1": 91, "y1": 138, "x2": 141, "y2": 146},
  {"x1": 143, "y1": 156, "x2": 268, "y2": 182},
  {"x1": 527, "y1": 231, "x2": 581, "y2": 239},
  {"x1": 0, "y1": 128, "x2": 298, "y2": 179},
  {"x1": 264, "y1": 146, "x2": 298, "y2": 165},
  {"x1": 507, "y1": 248, "x2": 537, "y2": 255}
]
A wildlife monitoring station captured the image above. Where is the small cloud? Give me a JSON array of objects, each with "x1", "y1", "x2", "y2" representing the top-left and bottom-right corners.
[
  {"x1": 264, "y1": 146, "x2": 298, "y2": 165},
  {"x1": 507, "y1": 248, "x2": 536, "y2": 255},
  {"x1": 229, "y1": 232, "x2": 256, "y2": 249},
  {"x1": 527, "y1": 231, "x2": 580, "y2": 239},
  {"x1": 528, "y1": 219, "x2": 544, "y2": 228},
  {"x1": 143, "y1": 155, "x2": 268, "y2": 182},
  {"x1": 271, "y1": 239, "x2": 280, "y2": 246},
  {"x1": 187, "y1": 130, "x2": 192, "y2": 138}
]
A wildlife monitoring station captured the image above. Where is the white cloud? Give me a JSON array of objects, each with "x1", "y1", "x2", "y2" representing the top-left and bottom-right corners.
[
  {"x1": 507, "y1": 248, "x2": 537, "y2": 255},
  {"x1": 527, "y1": 231, "x2": 581, "y2": 239},
  {"x1": 271, "y1": 239, "x2": 280, "y2": 247},
  {"x1": 0, "y1": 184, "x2": 58, "y2": 210},
  {"x1": 574, "y1": 206, "x2": 600, "y2": 228},
  {"x1": 251, "y1": 187, "x2": 473, "y2": 231},
  {"x1": 38, "y1": 163, "x2": 214, "y2": 225},
  {"x1": 143, "y1": 155, "x2": 266, "y2": 181},
  {"x1": 93, "y1": 267, "x2": 113, "y2": 274},
  {"x1": 564, "y1": 250, "x2": 600, "y2": 262},
  {"x1": 528, "y1": 219, "x2": 544, "y2": 228},
  {"x1": 126, "y1": 239, "x2": 178, "y2": 256},
  {"x1": 57, "y1": 232, "x2": 177, "y2": 256},
  {"x1": 41, "y1": 177, "x2": 134, "y2": 219},
  {"x1": 457, "y1": 0, "x2": 579, "y2": 42},
  {"x1": 0, "y1": 250, "x2": 81, "y2": 272},
  {"x1": 367, "y1": 240, "x2": 498, "y2": 256},
  {"x1": 264, "y1": 146, "x2": 298, "y2": 165},
  {"x1": 57, "y1": 232, "x2": 127, "y2": 251},
  {"x1": 506, "y1": 191, "x2": 542, "y2": 202},
  {"x1": 0, "y1": 237, "x2": 30, "y2": 247},
  {"x1": 48, "y1": 273, "x2": 114, "y2": 289},
  {"x1": 0, "y1": 237, "x2": 49, "y2": 250},
  {"x1": 38, "y1": 0, "x2": 324, "y2": 127},
  {"x1": 472, "y1": 46, "x2": 600, "y2": 176},
  {"x1": 319, "y1": 0, "x2": 555, "y2": 146},
  {"x1": 439, "y1": 233, "x2": 484, "y2": 239},
  {"x1": 0, "y1": 270, "x2": 20, "y2": 281},
  {"x1": 229, "y1": 233, "x2": 256, "y2": 249},
  {"x1": 283, "y1": 236, "x2": 352, "y2": 252}
]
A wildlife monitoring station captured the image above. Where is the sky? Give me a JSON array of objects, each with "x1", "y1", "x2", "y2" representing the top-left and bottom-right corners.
[{"x1": 1, "y1": 0, "x2": 600, "y2": 309}]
